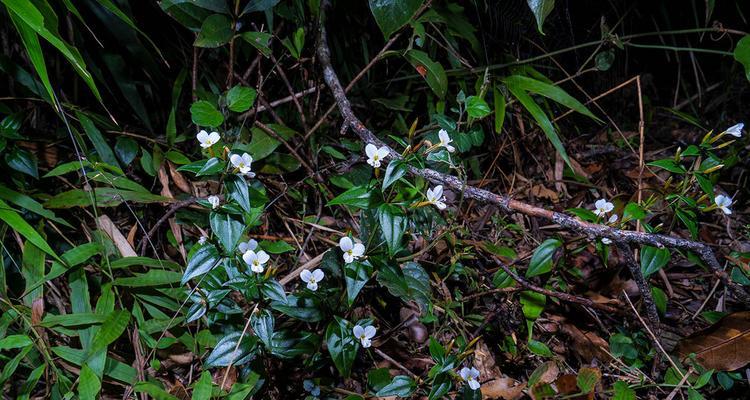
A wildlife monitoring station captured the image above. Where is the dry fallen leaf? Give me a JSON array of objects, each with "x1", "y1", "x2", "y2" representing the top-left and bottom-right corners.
[
  {"x1": 677, "y1": 311, "x2": 750, "y2": 371},
  {"x1": 481, "y1": 377, "x2": 526, "y2": 400},
  {"x1": 558, "y1": 321, "x2": 611, "y2": 363}
]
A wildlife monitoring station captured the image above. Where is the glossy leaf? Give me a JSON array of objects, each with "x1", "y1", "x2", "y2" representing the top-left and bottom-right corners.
[
  {"x1": 190, "y1": 100, "x2": 224, "y2": 127},
  {"x1": 368, "y1": 0, "x2": 422, "y2": 38},
  {"x1": 526, "y1": 238, "x2": 561, "y2": 277},
  {"x1": 194, "y1": 14, "x2": 233, "y2": 48},
  {"x1": 404, "y1": 50, "x2": 447, "y2": 99},
  {"x1": 181, "y1": 244, "x2": 221, "y2": 284},
  {"x1": 210, "y1": 212, "x2": 244, "y2": 252}
]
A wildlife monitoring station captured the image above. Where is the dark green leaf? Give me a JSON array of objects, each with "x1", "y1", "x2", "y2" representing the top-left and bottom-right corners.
[
  {"x1": 640, "y1": 246, "x2": 670, "y2": 277},
  {"x1": 226, "y1": 85, "x2": 257, "y2": 113},
  {"x1": 368, "y1": 0, "x2": 422, "y2": 38},
  {"x1": 325, "y1": 316, "x2": 358, "y2": 378},
  {"x1": 115, "y1": 137, "x2": 138, "y2": 165},
  {"x1": 205, "y1": 332, "x2": 257, "y2": 367},
  {"x1": 733, "y1": 35, "x2": 750, "y2": 82},
  {"x1": 382, "y1": 160, "x2": 407, "y2": 191},
  {"x1": 226, "y1": 174, "x2": 251, "y2": 213},
  {"x1": 378, "y1": 204, "x2": 406, "y2": 256},
  {"x1": 194, "y1": 14, "x2": 233, "y2": 48},
  {"x1": 327, "y1": 186, "x2": 371, "y2": 209},
  {"x1": 404, "y1": 50, "x2": 447, "y2": 99},
  {"x1": 182, "y1": 244, "x2": 221, "y2": 284},
  {"x1": 526, "y1": 0, "x2": 555, "y2": 34},
  {"x1": 526, "y1": 238, "x2": 560, "y2": 278},
  {"x1": 376, "y1": 375, "x2": 416, "y2": 397},
  {"x1": 190, "y1": 100, "x2": 224, "y2": 127},
  {"x1": 466, "y1": 96, "x2": 491, "y2": 118},
  {"x1": 5, "y1": 147, "x2": 38, "y2": 178},
  {"x1": 210, "y1": 212, "x2": 244, "y2": 252}
]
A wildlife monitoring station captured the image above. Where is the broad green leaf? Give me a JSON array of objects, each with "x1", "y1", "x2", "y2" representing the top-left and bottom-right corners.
[
  {"x1": 192, "y1": 371, "x2": 213, "y2": 400},
  {"x1": 651, "y1": 286, "x2": 667, "y2": 315},
  {"x1": 528, "y1": 339, "x2": 553, "y2": 357},
  {"x1": 197, "y1": 157, "x2": 226, "y2": 176},
  {"x1": 182, "y1": 244, "x2": 221, "y2": 284},
  {"x1": 428, "y1": 373, "x2": 452, "y2": 400},
  {"x1": 40, "y1": 312, "x2": 106, "y2": 328},
  {"x1": 0, "y1": 334, "x2": 32, "y2": 350},
  {"x1": 493, "y1": 86, "x2": 506, "y2": 133},
  {"x1": 376, "y1": 262, "x2": 431, "y2": 310},
  {"x1": 613, "y1": 381, "x2": 636, "y2": 400},
  {"x1": 325, "y1": 316, "x2": 358, "y2": 378},
  {"x1": 0, "y1": 199, "x2": 62, "y2": 263},
  {"x1": 327, "y1": 186, "x2": 371, "y2": 209},
  {"x1": 345, "y1": 261, "x2": 370, "y2": 306},
  {"x1": 368, "y1": 0, "x2": 423, "y2": 38},
  {"x1": 734, "y1": 35, "x2": 750, "y2": 82},
  {"x1": 226, "y1": 85, "x2": 257, "y2": 113},
  {"x1": 520, "y1": 290, "x2": 546, "y2": 320},
  {"x1": 640, "y1": 246, "x2": 670, "y2": 277},
  {"x1": 8, "y1": 12, "x2": 53, "y2": 103},
  {"x1": 22, "y1": 240, "x2": 45, "y2": 306},
  {"x1": 506, "y1": 82, "x2": 571, "y2": 168},
  {"x1": 241, "y1": 0, "x2": 280, "y2": 15},
  {"x1": 404, "y1": 50, "x2": 447, "y2": 99},
  {"x1": 226, "y1": 174, "x2": 251, "y2": 213},
  {"x1": 647, "y1": 159, "x2": 687, "y2": 174},
  {"x1": 78, "y1": 364, "x2": 101, "y2": 400},
  {"x1": 51, "y1": 346, "x2": 136, "y2": 383},
  {"x1": 376, "y1": 375, "x2": 416, "y2": 397},
  {"x1": 251, "y1": 309, "x2": 275, "y2": 348},
  {"x1": 44, "y1": 188, "x2": 171, "y2": 208},
  {"x1": 134, "y1": 382, "x2": 180, "y2": 400},
  {"x1": 466, "y1": 95, "x2": 491, "y2": 118},
  {"x1": 576, "y1": 367, "x2": 601, "y2": 394},
  {"x1": 259, "y1": 240, "x2": 295, "y2": 254},
  {"x1": 526, "y1": 0, "x2": 555, "y2": 34},
  {"x1": 240, "y1": 31, "x2": 272, "y2": 57},
  {"x1": 113, "y1": 270, "x2": 183, "y2": 287},
  {"x1": 210, "y1": 212, "x2": 244, "y2": 252},
  {"x1": 378, "y1": 204, "x2": 406, "y2": 256},
  {"x1": 115, "y1": 137, "x2": 139, "y2": 165},
  {"x1": 88, "y1": 310, "x2": 130, "y2": 356},
  {"x1": 503, "y1": 75, "x2": 600, "y2": 122},
  {"x1": 77, "y1": 112, "x2": 119, "y2": 167},
  {"x1": 194, "y1": 14, "x2": 233, "y2": 48},
  {"x1": 526, "y1": 238, "x2": 561, "y2": 277},
  {"x1": 190, "y1": 100, "x2": 224, "y2": 127},
  {"x1": 109, "y1": 256, "x2": 181, "y2": 270},
  {"x1": 5, "y1": 147, "x2": 38, "y2": 178},
  {"x1": 382, "y1": 160, "x2": 407, "y2": 191},
  {"x1": 0, "y1": 185, "x2": 68, "y2": 227},
  {"x1": 205, "y1": 332, "x2": 258, "y2": 367}
]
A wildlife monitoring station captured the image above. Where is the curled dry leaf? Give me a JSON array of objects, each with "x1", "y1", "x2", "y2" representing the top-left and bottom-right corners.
[
  {"x1": 677, "y1": 311, "x2": 750, "y2": 371},
  {"x1": 558, "y1": 321, "x2": 611, "y2": 363}
]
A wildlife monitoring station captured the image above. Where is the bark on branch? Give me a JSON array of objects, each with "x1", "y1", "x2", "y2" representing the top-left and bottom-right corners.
[{"x1": 315, "y1": 5, "x2": 748, "y2": 302}]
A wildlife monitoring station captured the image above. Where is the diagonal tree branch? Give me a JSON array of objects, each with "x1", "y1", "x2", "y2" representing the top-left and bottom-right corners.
[{"x1": 315, "y1": 4, "x2": 749, "y2": 302}]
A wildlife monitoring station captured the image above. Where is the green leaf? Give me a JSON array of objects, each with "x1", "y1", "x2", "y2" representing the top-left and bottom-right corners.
[
  {"x1": 251, "y1": 309, "x2": 275, "y2": 349},
  {"x1": 226, "y1": 174, "x2": 252, "y2": 213},
  {"x1": 376, "y1": 375, "x2": 416, "y2": 397},
  {"x1": 526, "y1": 0, "x2": 555, "y2": 34},
  {"x1": 77, "y1": 112, "x2": 119, "y2": 167},
  {"x1": 647, "y1": 159, "x2": 687, "y2": 174},
  {"x1": 115, "y1": 137, "x2": 139, "y2": 165},
  {"x1": 192, "y1": 371, "x2": 213, "y2": 400},
  {"x1": 325, "y1": 316, "x2": 358, "y2": 378},
  {"x1": 5, "y1": 147, "x2": 38, "y2": 178},
  {"x1": 376, "y1": 262, "x2": 431, "y2": 310},
  {"x1": 527, "y1": 339, "x2": 553, "y2": 357},
  {"x1": 8, "y1": 12, "x2": 53, "y2": 103},
  {"x1": 196, "y1": 157, "x2": 226, "y2": 176},
  {"x1": 51, "y1": 346, "x2": 136, "y2": 384},
  {"x1": 113, "y1": 270, "x2": 183, "y2": 287},
  {"x1": 88, "y1": 310, "x2": 130, "y2": 356},
  {"x1": 210, "y1": 212, "x2": 244, "y2": 252},
  {"x1": 240, "y1": 31, "x2": 272, "y2": 57},
  {"x1": 651, "y1": 286, "x2": 667, "y2": 315},
  {"x1": 259, "y1": 240, "x2": 295, "y2": 254},
  {"x1": 368, "y1": 0, "x2": 423, "y2": 38},
  {"x1": 0, "y1": 334, "x2": 32, "y2": 350},
  {"x1": 78, "y1": 364, "x2": 101, "y2": 400},
  {"x1": 526, "y1": 238, "x2": 561, "y2": 277},
  {"x1": 190, "y1": 100, "x2": 224, "y2": 127},
  {"x1": 226, "y1": 85, "x2": 257, "y2": 113},
  {"x1": 493, "y1": 86, "x2": 507, "y2": 133},
  {"x1": 328, "y1": 186, "x2": 372, "y2": 209},
  {"x1": 576, "y1": 367, "x2": 600, "y2": 394},
  {"x1": 241, "y1": 0, "x2": 280, "y2": 15},
  {"x1": 404, "y1": 50, "x2": 447, "y2": 99},
  {"x1": 734, "y1": 35, "x2": 750, "y2": 82},
  {"x1": 466, "y1": 96, "x2": 491, "y2": 119},
  {"x1": 134, "y1": 382, "x2": 180, "y2": 400},
  {"x1": 40, "y1": 312, "x2": 106, "y2": 328},
  {"x1": 0, "y1": 200, "x2": 62, "y2": 263},
  {"x1": 181, "y1": 244, "x2": 221, "y2": 284},
  {"x1": 382, "y1": 160, "x2": 407, "y2": 191},
  {"x1": 378, "y1": 204, "x2": 406, "y2": 256},
  {"x1": 640, "y1": 246, "x2": 670, "y2": 277},
  {"x1": 520, "y1": 290, "x2": 545, "y2": 320},
  {"x1": 205, "y1": 332, "x2": 257, "y2": 367},
  {"x1": 194, "y1": 14, "x2": 233, "y2": 48},
  {"x1": 506, "y1": 82, "x2": 571, "y2": 168},
  {"x1": 428, "y1": 373, "x2": 452, "y2": 400},
  {"x1": 612, "y1": 381, "x2": 636, "y2": 400},
  {"x1": 503, "y1": 75, "x2": 600, "y2": 122},
  {"x1": 345, "y1": 261, "x2": 370, "y2": 306},
  {"x1": 44, "y1": 188, "x2": 170, "y2": 208}
]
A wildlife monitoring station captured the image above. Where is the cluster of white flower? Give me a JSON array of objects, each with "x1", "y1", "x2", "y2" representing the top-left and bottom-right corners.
[{"x1": 592, "y1": 198, "x2": 618, "y2": 244}]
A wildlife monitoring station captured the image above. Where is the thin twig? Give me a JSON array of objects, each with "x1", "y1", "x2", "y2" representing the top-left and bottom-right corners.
[{"x1": 616, "y1": 242, "x2": 661, "y2": 335}]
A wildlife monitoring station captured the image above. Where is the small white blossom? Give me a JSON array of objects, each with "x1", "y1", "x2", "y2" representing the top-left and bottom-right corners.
[
  {"x1": 715, "y1": 194, "x2": 733, "y2": 215},
  {"x1": 300, "y1": 268, "x2": 325, "y2": 291},
  {"x1": 725, "y1": 123, "x2": 744, "y2": 138},
  {"x1": 593, "y1": 199, "x2": 614, "y2": 216},
  {"x1": 197, "y1": 130, "x2": 220, "y2": 148},
  {"x1": 238, "y1": 239, "x2": 258, "y2": 254},
  {"x1": 339, "y1": 237, "x2": 365, "y2": 264},
  {"x1": 207, "y1": 195, "x2": 220, "y2": 209},
  {"x1": 601, "y1": 237, "x2": 612, "y2": 245},
  {"x1": 608, "y1": 214, "x2": 619, "y2": 223},
  {"x1": 243, "y1": 250, "x2": 270, "y2": 273},
  {"x1": 459, "y1": 367, "x2": 481, "y2": 390},
  {"x1": 198, "y1": 236, "x2": 207, "y2": 245},
  {"x1": 437, "y1": 129, "x2": 455, "y2": 153},
  {"x1": 230, "y1": 152, "x2": 255, "y2": 177},
  {"x1": 303, "y1": 380, "x2": 320, "y2": 397},
  {"x1": 365, "y1": 144, "x2": 389, "y2": 168},
  {"x1": 352, "y1": 324, "x2": 376, "y2": 348},
  {"x1": 426, "y1": 185, "x2": 447, "y2": 210}
]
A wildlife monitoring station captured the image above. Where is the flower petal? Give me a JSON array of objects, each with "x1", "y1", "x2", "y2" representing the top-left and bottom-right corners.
[
  {"x1": 242, "y1": 250, "x2": 256, "y2": 265},
  {"x1": 300, "y1": 269, "x2": 312, "y2": 282},
  {"x1": 339, "y1": 236, "x2": 353, "y2": 251},
  {"x1": 196, "y1": 130, "x2": 208, "y2": 142},
  {"x1": 364, "y1": 325, "x2": 376, "y2": 338},
  {"x1": 352, "y1": 325, "x2": 364, "y2": 337},
  {"x1": 365, "y1": 143, "x2": 378, "y2": 158},
  {"x1": 208, "y1": 131, "x2": 221, "y2": 143},
  {"x1": 257, "y1": 250, "x2": 270, "y2": 264},
  {"x1": 312, "y1": 269, "x2": 325, "y2": 281},
  {"x1": 352, "y1": 243, "x2": 365, "y2": 257}
]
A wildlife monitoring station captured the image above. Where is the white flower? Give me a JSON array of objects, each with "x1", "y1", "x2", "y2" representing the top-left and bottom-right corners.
[
  {"x1": 715, "y1": 194, "x2": 733, "y2": 215},
  {"x1": 230, "y1": 152, "x2": 255, "y2": 176},
  {"x1": 197, "y1": 130, "x2": 220, "y2": 148},
  {"x1": 303, "y1": 380, "x2": 320, "y2": 397},
  {"x1": 725, "y1": 123, "x2": 744, "y2": 138},
  {"x1": 207, "y1": 195, "x2": 220, "y2": 209},
  {"x1": 459, "y1": 367, "x2": 481, "y2": 390},
  {"x1": 198, "y1": 236, "x2": 207, "y2": 245},
  {"x1": 300, "y1": 268, "x2": 325, "y2": 291},
  {"x1": 339, "y1": 237, "x2": 365, "y2": 264},
  {"x1": 438, "y1": 129, "x2": 455, "y2": 153},
  {"x1": 352, "y1": 324, "x2": 376, "y2": 348},
  {"x1": 238, "y1": 239, "x2": 258, "y2": 254},
  {"x1": 426, "y1": 185, "x2": 447, "y2": 210},
  {"x1": 242, "y1": 250, "x2": 270, "y2": 273},
  {"x1": 593, "y1": 199, "x2": 614, "y2": 216},
  {"x1": 601, "y1": 237, "x2": 612, "y2": 245},
  {"x1": 608, "y1": 214, "x2": 619, "y2": 223},
  {"x1": 365, "y1": 143, "x2": 389, "y2": 168}
]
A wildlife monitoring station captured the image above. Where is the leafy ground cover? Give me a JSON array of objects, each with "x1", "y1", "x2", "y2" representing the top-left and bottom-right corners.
[{"x1": 1, "y1": 0, "x2": 750, "y2": 399}]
